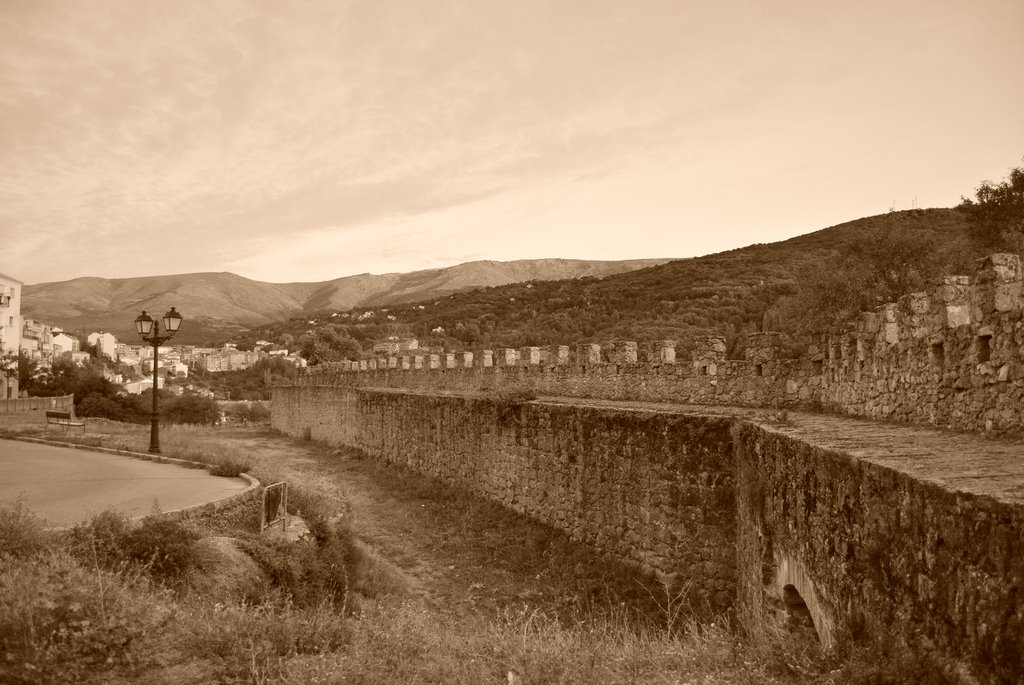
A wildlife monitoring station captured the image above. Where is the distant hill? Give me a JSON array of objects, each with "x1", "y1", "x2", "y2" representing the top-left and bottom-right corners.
[
  {"x1": 244, "y1": 208, "x2": 972, "y2": 357},
  {"x1": 21, "y1": 258, "x2": 670, "y2": 344}
]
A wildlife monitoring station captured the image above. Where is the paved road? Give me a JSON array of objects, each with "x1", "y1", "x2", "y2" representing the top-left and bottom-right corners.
[{"x1": 0, "y1": 439, "x2": 249, "y2": 527}]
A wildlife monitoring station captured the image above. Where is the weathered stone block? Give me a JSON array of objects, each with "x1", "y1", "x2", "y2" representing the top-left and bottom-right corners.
[
  {"x1": 971, "y1": 253, "x2": 1024, "y2": 320},
  {"x1": 604, "y1": 341, "x2": 638, "y2": 364},
  {"x1": 745, "y1": 332, "x2": 783, "y2": 363},
  {"x1": 495, "y1": 348, "x2": 517, "y2": 366},
  {"x1": 693, "y1": 336, "x2": 727, "y2": 362},
  {"x1": 518, "y1": 347, "x2": 541, "y2": 365},
  {"x1": 576, "y1": 343, "x2": 601, "y2": 365},
  {"x1": 544, "y1": 345, "x2": 569, "y2": 366}
]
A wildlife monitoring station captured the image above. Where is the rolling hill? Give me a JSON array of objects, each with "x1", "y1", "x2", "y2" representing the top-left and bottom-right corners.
[
  {"x1": 243, "y1": 208, "x2": 973, "y2": 357},
  {"x1": 20, "y1": 258, "x2": 670, "y2": 344}
]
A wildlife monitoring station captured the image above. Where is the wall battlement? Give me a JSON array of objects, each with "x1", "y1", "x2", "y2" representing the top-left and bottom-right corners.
[{"x1": 296, "y1": 253, "x2": 1024, "y2": 436}]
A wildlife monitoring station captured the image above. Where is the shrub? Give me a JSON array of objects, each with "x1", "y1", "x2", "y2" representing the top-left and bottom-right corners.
[
  {"x1": 208, "y1": 455, "x2": 252, "y2": 477},
  {"x1": 123, "y1": 517, "x2": 202, "y2": 581},
  {"x1": 65, "y1": 509, "x2": 133, "y2": 571},
  {"x1": 238, "y1": 521, "x2": 350, "y2": 610},
  {"x1": 0, "y1": 500, "x2": 49, "y2": 559},
  {"x1": 161, "y1": 393, "x2": 221, "y2": 425},
  {"x1": 0, "y1": 551, "x2": 171, "y2": 683}
]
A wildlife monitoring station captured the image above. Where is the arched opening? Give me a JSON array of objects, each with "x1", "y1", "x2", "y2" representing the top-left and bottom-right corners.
[
  {"x1": 782, "y1": 584, "x2": 818, "y2": 640},
  {"x1": 772, "y1": 552, "x2": 833, "y2": 648}
]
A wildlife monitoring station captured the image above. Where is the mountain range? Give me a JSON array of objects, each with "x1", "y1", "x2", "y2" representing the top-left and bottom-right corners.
[{"x1": 20, "y1": 258, "x2": 670, "y2": 343}]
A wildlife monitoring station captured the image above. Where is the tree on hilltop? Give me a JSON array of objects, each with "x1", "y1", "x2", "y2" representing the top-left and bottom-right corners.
[
  {"x1": 771, "y1": 227, "x2": 948, "y2": 333},
  {"x1": 958, "y1": 161, "x2": 1024, "y2": 251},
  {"x1": 298, "y1": 325, "x2": 361, "y2": 365}
]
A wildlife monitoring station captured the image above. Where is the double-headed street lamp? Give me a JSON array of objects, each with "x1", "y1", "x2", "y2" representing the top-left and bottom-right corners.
[{"x1": 134, "y1": 307, "x2": 183, "y2": 454}]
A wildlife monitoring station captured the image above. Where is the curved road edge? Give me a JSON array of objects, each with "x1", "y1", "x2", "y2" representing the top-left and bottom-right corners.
[{"x1": 4, "y1": 435, "x2": 261, "y2": 525}]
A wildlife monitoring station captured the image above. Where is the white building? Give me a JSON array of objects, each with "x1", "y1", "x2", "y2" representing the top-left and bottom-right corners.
[
  {"x1": 123, "y1": 377, "x2": 165, "y2": 394},
  {"x1": 20, "y1": 319, "x2": 54, "y2": 364},
  {"x1": 87, "y1": 331, "x2": 118, "y2": 359},
  {"x1": 52, "y1": 332, "x2": 80, "y2": 355},
  {"x1": 67, "y1": 351, "x2": 91, "y2": 365},
  {"x1": 0, "y1": 272, "x2": 24, "y2": 398}
]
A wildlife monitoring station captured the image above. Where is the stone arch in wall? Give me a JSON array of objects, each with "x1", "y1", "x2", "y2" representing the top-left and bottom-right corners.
[{"x1": 773, "y1": 551, "x2": 835, "y2": 649}]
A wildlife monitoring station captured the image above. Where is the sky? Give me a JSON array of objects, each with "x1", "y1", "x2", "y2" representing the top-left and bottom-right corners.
[{"x1": 2, "y1": 0, "x2": 1023, "y2": 286}]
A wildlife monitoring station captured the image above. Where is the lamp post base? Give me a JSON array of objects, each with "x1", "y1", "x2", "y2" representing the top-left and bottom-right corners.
[{"x1": 149, "y1": 416, "x2": 160, "y2": 454}]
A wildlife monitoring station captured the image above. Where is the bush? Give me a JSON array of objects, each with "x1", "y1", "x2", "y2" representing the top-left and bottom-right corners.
[
  {"x1": 0, "y1": 551, "x2": 171, "y2": 684},
  {"x1": 0, "y1": 500, "x2": 49, "y2": 559},
  {"x1": 161, "y1": 393, "x2": 221, "y2": 425},
  {"x1": 208, "y1": 455, "x2": 252, "y2": 477},
  {"x1": 65, "y1": 509, "x2": 133, "y2": 571},
  {"x1": 123, "y1": 517, "x2": 202, "y2": 581},
  {"x1": 77, "y1": 392, "x2": 147, "y2": 423}
]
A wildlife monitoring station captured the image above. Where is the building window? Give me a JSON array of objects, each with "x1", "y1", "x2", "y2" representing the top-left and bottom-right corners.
[{"x1": 930, "y1": 342, "x2": 945, "y2": 368}]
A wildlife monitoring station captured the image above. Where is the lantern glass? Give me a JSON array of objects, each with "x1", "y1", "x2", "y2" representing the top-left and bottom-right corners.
[
  {"x1": 134, "y1": 311, "x2": 154, "y2": 337},
  {"x1": 162, "y1": 307, "x2": 182, "y2": 335}
]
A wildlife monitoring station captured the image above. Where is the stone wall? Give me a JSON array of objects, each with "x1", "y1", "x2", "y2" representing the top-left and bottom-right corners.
[
  {"x1": 272, "y1": 383, "x2": 1024, "y2": 682},
  {"x1": 733, "y1": 421, "x2": 1024, "y2": 682},
  {"x1": 298, "y1": 349, "x2": 811, "y2": 410},
  {"x1": 816, "y1": 254, "x2": 1024, "y2": 434},
  {"x1": 273, "y1": 385, "x2": 738, "y2": 610},
  {"x1": 297, "y1": 253, "x2": 1024, "y2": 437}
]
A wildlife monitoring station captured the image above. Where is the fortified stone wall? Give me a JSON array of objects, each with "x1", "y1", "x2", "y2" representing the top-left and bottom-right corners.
[
  {"x1": 297, "y1": 338, "x2": 811, "y2": 409},
  {"x1": 273, "y1": 386, "x2": 738, "y2": 610},
  {"x1": 817, "y1": 254, "x2": 1024, "y2": 434},
  {"x1": 733, "y1": 422, "x2": 1024, "y2": 683},
  {"x1": 297, "y1": 253, "x2": 1024, "y2": 436}
]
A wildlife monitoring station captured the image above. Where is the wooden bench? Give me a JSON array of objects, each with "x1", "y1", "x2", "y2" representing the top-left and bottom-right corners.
[{"x1": 45, "y1": 409, "x2": 86, "y2": 435}]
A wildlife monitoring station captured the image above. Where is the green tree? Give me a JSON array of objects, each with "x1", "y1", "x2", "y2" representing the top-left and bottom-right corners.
[
  {"x1": 775, "y1": 227, "x2": 948, "y2": 332},
  {"x1": 17, "y1": 351, "x2": 40, "y2": 395},
  {"x1": 299, "y1": 326, "x2": 361, "y2": 365},
  {"x1": 0, "y1": 352, "x2": 18, "y2": 397},
  {"x1": 161, "y1": 393, "x2": 220, "y2": 425},
  {"x1": 959, "y1": 162, "x2": 1024, "y2": 251}
]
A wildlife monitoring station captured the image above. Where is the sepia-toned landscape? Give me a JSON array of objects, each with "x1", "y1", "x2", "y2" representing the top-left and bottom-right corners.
[{"x1": 3, "y1": 2, "x2": 1024, "y2": 684}]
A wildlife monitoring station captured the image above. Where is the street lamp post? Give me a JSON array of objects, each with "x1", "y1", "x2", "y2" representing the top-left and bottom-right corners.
[{"x1": 134, "y1": 307, "x2": 183, "y2": 454}]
